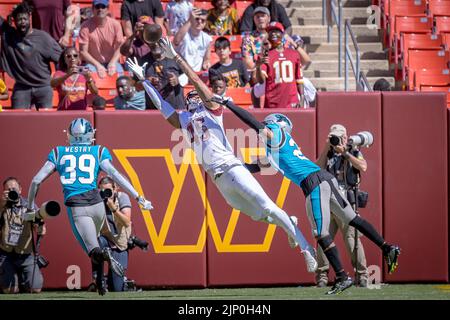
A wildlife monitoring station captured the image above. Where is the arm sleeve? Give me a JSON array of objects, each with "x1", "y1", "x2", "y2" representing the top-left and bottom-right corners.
[
  {"x1": 142, "y1": 80, "x2": 176, "y2": 119},
  {"x1": 99, "y1": 159, "x2": 139, "y2": 199},
  {"x1": 244, "y1": 162, "x2": 261, "y2": 174},
  {"x1": 27, "y1": 161, "x2": 56, "y2": 210},
  {"x1": 224, "y1": 100, "x2": 265, "y2": 132}
]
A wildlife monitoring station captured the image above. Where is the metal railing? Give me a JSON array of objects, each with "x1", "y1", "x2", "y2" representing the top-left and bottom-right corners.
[
  {"x1": 345, "y1": 19, "x2": 362, "y2": 91},
  {"x1": 322, "y1": 0, "x2": 343, "y2": 76},
  {"x1": 358, "y1": 71, "x2": 373, "y2": 91}
]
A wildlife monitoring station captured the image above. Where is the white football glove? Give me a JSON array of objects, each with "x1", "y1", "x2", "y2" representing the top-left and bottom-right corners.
[
  {"x1": 209, "y1": 94, "x2": 231, "y2": 106},
  {"x1": 137, "y1": 196, "x2": 153, "y2": 210},
  {"x1": 126, "y1": 57, "x2": 148, "y2": 81},
  {"x1": 158, "y1": 36, "x2": 178, "y2": 60}
]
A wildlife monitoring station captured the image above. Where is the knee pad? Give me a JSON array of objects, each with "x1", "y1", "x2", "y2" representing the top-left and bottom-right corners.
[
  {"x1": 317, "y1": 235, "x2": 334, "y2": 251},
  {"x1": 89, "y1": 247, "x2": 104, "y2": 264}
]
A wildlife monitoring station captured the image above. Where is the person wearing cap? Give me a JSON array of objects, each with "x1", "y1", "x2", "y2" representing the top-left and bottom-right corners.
[
  {"x1": 79, "y1": 0, "x2": 125, "y2": 78},
  {"x1": 120, "y1": 15, "x2": 154, "y2": 66},
  {"x1": 315, "y1": 124, "x2": 369, "y2": 287},
  {"x1": 239, "y1": 0, "x2": 291, "y2": 34},
  {"x1": 255, "y1": 21, "x2": 304, "y2": 108}
]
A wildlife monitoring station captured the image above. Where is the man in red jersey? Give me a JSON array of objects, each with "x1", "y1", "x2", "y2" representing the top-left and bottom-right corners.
[{"x1": 256, "y1": 21, "x2": 304, "y2": 108}]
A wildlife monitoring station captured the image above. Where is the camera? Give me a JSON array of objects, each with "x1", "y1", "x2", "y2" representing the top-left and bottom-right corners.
[
  {"x1": 100, "y1": 188, "x2": 113, "y2": 199},
  {"x1": 348, "y1": 131, "x2": 374, "y2": 148},
  {"x1": 36, "y1": 255, "x2": 49, "y2": 269},
  {"x1": 77, "y1": 66, "x2": 88, "y2": 73},
  {"x1": 35, "y1": 201, "x2": 61, "y2": 220},
  {"x1": 329, "y1": 135, "x2": 343, "y2": 147},
  {"x1": 199, "y1": 8, "x2": 208, "y2": 15},
  {"x1": 123, "y1": 278, "x2": 137, "y2": 291},
  {"x1": 7, "y1": 190, "x2": 20, "y2": 203},
  {"x1": 127, "y1": 235, "x2": 149, "y2": 251}
]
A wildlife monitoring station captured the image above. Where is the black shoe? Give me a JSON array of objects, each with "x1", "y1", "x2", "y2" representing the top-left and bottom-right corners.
[
  {"x1": 87, "y1": 282, "x2": 97, "y2": 292},
  {"x1": 326, "y1": 276, "x2": 353, "y2": 295},
  {"x1": 96, "y1": 277, "x2": 107, "y2": 296},
  {"x1": 102, "y1": 247, "x2": 125, "y2": 278},
  {"x1": 384, "y1": 245, "x2": 401, "y2": 274}
]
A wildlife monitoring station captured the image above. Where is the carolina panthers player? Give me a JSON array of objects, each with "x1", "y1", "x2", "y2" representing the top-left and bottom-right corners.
[
  {"x1": 26, "y1": 118, "x2": 153, "y2": 295},
  {"x1": 126, "y1": 38, "x2": 318, "y2": 274},
  {"x1": 210, "y1": 98, "x2": 401, "y2": 295}
]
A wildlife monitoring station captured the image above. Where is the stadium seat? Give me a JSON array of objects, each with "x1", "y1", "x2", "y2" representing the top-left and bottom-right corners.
[
  {"x1": 211, "y1": 35, "x2": 243, "y2": 53},
  {"x1": 419, "y1": 84, "x2": 450, "y2": 106},
  {"x1": 428, "y1": 0, "x2": 450, "y2": 17},
  {"x1": 91, "y1": 73, "x2": 119, "y2": 89},
  {"x1": 0, "y1": 4, "x2": 15, "y2": 18},
  {"x1": 407, "y1": 49, "x2": 450, "y2": 89},
  {"x1": 226, "y1": 87, "x2": 253, "y2": 108},
  {"x1": 110, "y1": 2, "x2": 121, "y2": 19},
  {"x1": 0, "y1": 0, "x2": 21, "y2": 3},
  {"x1": 392, "y1": 16, "x2": 432, "y2": 63},
  {"x1": 435, "y1": 16, "x2": 450, "y2": 34},
  {"x1": 233, "y1": 1, "x2": 252, "y2": 18},
  {"x1": 414, "y1": 68, "x2": 450, "y2": 90},
  {"x1": 194, "y1": 1, "x2": 214, "y2": 10},
  {"x1": 442, "y1": 32, "x2": 450, "y2": 50},
  {"x1": 400, "y1": 33, "x2": 443, "y2": 79}
]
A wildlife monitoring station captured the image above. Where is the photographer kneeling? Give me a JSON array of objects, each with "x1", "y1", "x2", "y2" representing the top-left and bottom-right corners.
[
  {"x1": 89, "y1": 176, "x2": 146, "y2": 292},
  {"x1": 315, "y1": 125, "x2": 369, "y2": 287},
  {"x1": 0, "y1": 177, "x2": 45, "y2": 294}
]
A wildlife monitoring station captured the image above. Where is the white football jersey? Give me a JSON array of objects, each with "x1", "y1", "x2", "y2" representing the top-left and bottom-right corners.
[{"x1": 179, "y1": 105, "x2": 242, "y2": 177}]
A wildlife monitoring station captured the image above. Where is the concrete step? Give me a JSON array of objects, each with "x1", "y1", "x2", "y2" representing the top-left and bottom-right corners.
[
  {"x1": 310, "y1": 77, "x2": 396, "y2": 91},
  {"x1": 301, "y1": 34, "x2": 381, "y2": 44},
  {"x1": 293, "y1": 25, "x2": 379, "y2": 37},
  {"x1": 279, "y1": 0, "x2": 371, "y2": 8},
  {"x1": 304, "y1": 69, "x2": 394, "y2": 78},
  {"x1": 287, "y1": 7, "x2": 371, "y2": 19},
  {"x1": 308, "y1": 50, "x2": 387, "y2": 60},
  {"x1": 309, "y1": 59, "x2": 389, "y2": 71},
  {"x1": 305, "y1": 42, "x2": 383, "y2": 53}
]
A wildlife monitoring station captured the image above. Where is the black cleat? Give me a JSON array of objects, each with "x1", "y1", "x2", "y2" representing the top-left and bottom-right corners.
[
  {"x1": 102, "y1": 247, "x2": 125, "y2": 278},
  {"x1": 96, "y1": 277, "x2": 107, "y2": 296},
  {"x1": 326, "y1": 276, "x2": 353, "y2": 295},
  {"x1": 384, "y1": 245, "x2": 401, "y2": 274}
]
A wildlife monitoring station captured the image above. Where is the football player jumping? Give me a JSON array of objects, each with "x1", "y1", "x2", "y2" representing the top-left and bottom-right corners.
[
  {"x1": 126, "y1": 38, "x2": 318, "y2": 274},
  {"x1": 26, "y1": 118, "x2": 153, "y2": 295},
  {"x1": 207, "y1": 96, "x2": 401, "y2": 295}
]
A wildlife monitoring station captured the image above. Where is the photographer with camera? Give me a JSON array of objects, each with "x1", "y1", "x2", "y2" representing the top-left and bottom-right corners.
[
  {"x1": 88, "y1": 176, "x2": 148, "y2": 292},
  {"x1": 315, "y1": 124, "x2": 370, "y2": 287},
  {"x1": 0, "y1": 177, "x2": 44, "y2": 294}
]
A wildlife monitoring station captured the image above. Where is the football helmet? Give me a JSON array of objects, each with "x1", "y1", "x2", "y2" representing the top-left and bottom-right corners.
[
  {"x1": 67, "y1": 118, "x2": 95, "y2": 145},
  {"x1": 263, "y1": 113, "x2": 293, "y2": 134},
  {"x1": 185, "y1": 90, "x2": 203, "y2": 112}
]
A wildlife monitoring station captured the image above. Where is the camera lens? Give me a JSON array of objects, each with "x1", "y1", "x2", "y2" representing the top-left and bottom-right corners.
[
  {"x1": 100, "y1": 188, "x2": 113, "y2": 199},
  {"x1": 329, "y1": 135, "x2": 341, "y2": 147},
  {"x1": 7, "y1": 190, "x2": 19, "y2": 202}
]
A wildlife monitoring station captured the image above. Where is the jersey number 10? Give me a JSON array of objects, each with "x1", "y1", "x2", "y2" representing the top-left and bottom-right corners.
[{"x1": 273, "y1": 60, "x2": 294, "y2": 84}]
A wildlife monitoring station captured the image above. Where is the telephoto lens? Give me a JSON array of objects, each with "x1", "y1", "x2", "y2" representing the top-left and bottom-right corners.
[{"x1": 329, "y1": 135, "x2": 341, "y2": 147}]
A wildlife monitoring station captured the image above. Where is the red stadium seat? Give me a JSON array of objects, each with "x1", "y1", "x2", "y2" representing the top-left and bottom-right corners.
[
  {"x1": 442, "y1": 32, "x2": 450, "y2": 50},
  {"x1": 435, "y1": 16, "x2": 450, "y2": 34},
  {"x1": 194, "y1": 1, "x2": 214, "y2": 10},
  {"x1": 414, "y1": 68, "x2": 450, "y2": 90},
  {"x1": 428, "y1": 0, "x2": 450, "y2": 17},
  {"x1": 110, "y1": 2, "x2": 121, "y2": 19},
  {"x1": 407, "y1": 49, "x2": 449, "y2": 89},
  {"x1": 0, "y1": 4, "x2": 15, "y2": 19},
  {"x1": 420, "y1": 84, "x2": 450, "y2": 106},
  {"x1": 226, "y1": 87, "x2": 253, "y2": 108},
  {"x1": 91, "y1": 73, "x2": 119, "y2": 89},
  {"x1": 233, "y1": 1, "x2": 252, "y2": 18},
  {"x1": 400, "y1": 33, "x2": 443, "y2": 79},
  {"x1": 0, "y1": 0, "x2": 21, "y2": 3}
]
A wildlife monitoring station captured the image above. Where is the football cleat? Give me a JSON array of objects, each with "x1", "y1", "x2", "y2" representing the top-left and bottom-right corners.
[
  {"x1": 384, "y1": 245, "x2": 401, "y2": 274},
  {"x1": 326, "y1": 276, "x2": 353, "y2": 295},
  {"x1": 302, "y1": 249, "x2": 318, "y2": 273},
  {"x1": 288, "y1": 216, "x2": 299, "y2": 249}
]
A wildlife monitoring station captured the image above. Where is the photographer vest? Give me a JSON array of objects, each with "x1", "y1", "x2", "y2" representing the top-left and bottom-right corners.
[
  {"x1": 327, "y1": 148, "x2": 362, "y2": 188},
  {"x1": 0, "y1": 200, "x2": 33, "y2": 254},
  {"x1": 101, "y1": 192, "x2": 132, "y2": 251}
]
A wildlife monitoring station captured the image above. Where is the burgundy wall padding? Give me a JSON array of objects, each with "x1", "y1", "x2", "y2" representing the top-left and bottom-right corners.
[
  {"x1": 206, "y1": 109, "x2": 318, "y2": 286},
  {"x1": 316, "y1": 92, "x2": 383, "y2": 280},
  {"x1": 94, "y1": 111, "x2": 207, "y2": 288},
  {"x1": 0, "y1": 112, "x2": 94, "y2": 288},
  {"x1": 383, "y1": 92, "x2": 448, "y2": 282}
]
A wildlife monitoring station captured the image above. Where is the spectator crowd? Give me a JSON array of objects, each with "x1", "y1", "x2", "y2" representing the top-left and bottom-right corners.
[{"x1": 0, "y1": 0, "x2": 314, "y2": 111}]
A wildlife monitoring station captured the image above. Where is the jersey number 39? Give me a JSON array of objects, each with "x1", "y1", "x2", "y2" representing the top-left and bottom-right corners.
[{"x1": 60, "y1": 154, "x2": 96, "y2": 185}]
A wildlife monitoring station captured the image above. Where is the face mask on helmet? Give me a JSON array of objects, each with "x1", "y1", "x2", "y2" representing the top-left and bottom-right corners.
[
  {"x1": 263, "y1": 113, "x2": 293, "y2": 134},
  {"x1": 185, "y1": 90, "x2": 203, "y2": 112},
  {"x1": 67, "y1": 118, "x2": 95, "y2": 145}
]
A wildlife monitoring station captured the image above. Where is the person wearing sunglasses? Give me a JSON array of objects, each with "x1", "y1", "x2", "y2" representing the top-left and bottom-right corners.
[
  {"x1": 51, "y1": 47, "x2": 98, "y2": 110},
  {"x1": 79, "y1": 0, "x2": 124, "y2": 78},
  {"x1": 173, "y1": 7, "x2": 212, "y2": 72}
]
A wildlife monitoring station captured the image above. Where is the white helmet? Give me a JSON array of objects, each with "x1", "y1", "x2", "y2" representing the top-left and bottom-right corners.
[
  {"x1": 185, "y1": 90, "x2": 203, "y2": 112},
  {"x1": 67, "y1": 118, "x2": 95, "y2": 145},
  {"x1": 263, "y1": 113, "x2": 293, "y2": 134}
]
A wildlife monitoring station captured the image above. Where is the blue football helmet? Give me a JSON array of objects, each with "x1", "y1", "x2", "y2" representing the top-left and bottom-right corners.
[
  {"x1": 67, "y1": 118, "x2": 95, "y2": 145},
  {"x1": 263, "y1": 113, "x2": 293, "y2": 134},
  {"x1": 185, "y1": 90, "x2": 203, "y2": 112}
]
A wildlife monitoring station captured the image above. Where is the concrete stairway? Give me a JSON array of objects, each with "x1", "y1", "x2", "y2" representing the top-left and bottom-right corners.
[{"x1": 280, "y1": 0, "x2": 395, "y2": 91}]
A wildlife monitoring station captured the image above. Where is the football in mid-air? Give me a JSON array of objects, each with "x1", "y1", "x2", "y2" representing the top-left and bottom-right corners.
[{"x1": 143, "y1": 23, "x2": 163, "y2": 44}]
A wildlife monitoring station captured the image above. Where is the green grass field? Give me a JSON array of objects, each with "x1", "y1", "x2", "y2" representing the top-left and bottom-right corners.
[{"x1": 0, "y1": 284, "x2": 449, "y2": 300}]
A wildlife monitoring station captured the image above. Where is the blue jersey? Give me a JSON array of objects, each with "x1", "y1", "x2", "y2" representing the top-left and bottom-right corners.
[
  {"x1": 47, "y1": 145, "x2": 112, "y2": 201},
  {"x1": 265, "y1": 123, "x2": 320, "y2": 186}
]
